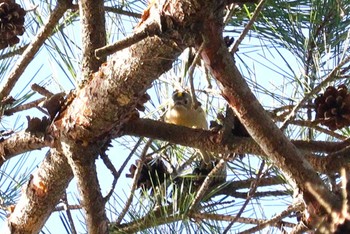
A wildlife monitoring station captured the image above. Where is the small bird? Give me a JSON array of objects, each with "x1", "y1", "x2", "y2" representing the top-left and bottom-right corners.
[
  {"x1": 164, "y1": 90, "x2": 212, "y2": 164},
  {"x1": 165, "y1": 91, "x2": 207, "y2": 129}
]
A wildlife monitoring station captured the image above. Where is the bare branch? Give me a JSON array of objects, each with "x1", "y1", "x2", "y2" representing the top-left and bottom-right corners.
[
  {"x1": 62, "y1": 142, "x2": 108, "y2": 234},
  {"x1": 95, "y1": 23, "x2": 160, "y2": 59},
  {"x1": 230, "y1": 0, "x2": 267, "y2": 53},
  {"x1": 61, "y1": 1, "x2": 109, "y2": 232},
  {"x1": 238, "y1": 202, "x2": 304, "y2": 233},
  {"x1": 3, "y1": 97, "x2": 46, "y2": 116},
  {"x1": 79, "y1": 0, "x2": 106, "y2": 77},
  {"x1": 190, "y1": 212, "x2": 296, "y2": 229},
  {"x1": 0, "y1": 45, "x2": 28, "y2": 60},
  {"x1": 0, "y1": 131, "x2": 48, "y2": 167},
  {"x1": 70, "y1": 4, "x2": 142, "y2": 18},
  {"x1": 3, "y1": 149, "x2": 73, "y2": 233},
  {"x1": 115, "y1": 139, "x2": 153, "y2": 224},
  {"x1": 123, "y1": 118, "x2": 349, "y2": 172},
  {"x1": 199, "y1": 7, "x2": 339, "y2": 210}
]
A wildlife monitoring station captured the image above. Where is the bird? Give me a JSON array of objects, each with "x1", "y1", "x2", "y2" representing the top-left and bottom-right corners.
[
  {"x1": 165, "y1": 90, "x2": 208, "y2": 129},
  {"x1": 164, "y1": 90, "x2": 212, "y2": 164}
]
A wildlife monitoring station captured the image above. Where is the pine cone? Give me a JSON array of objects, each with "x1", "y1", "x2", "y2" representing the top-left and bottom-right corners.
[
  {"x1": 126, "y1": 156, "x2": 167, "y2": 190},
  {"x1": 224, "y1": 36, "x2": 234, "y2": 48},
  {"x1": 232, "y1": 115, "x2": 250, "y2": 137},
  {"x1": 134, "y1": 92, "x2": 150, "y2": 112},
  {"x1": 0, "y1": 0, "x2": 26, "y2": 50},
  {"x1": 314, "y1": 84, "x2": 350, "y2": 130},
  {"x1": 192, "y1": 160, "x2": 226, "y2": 188}
]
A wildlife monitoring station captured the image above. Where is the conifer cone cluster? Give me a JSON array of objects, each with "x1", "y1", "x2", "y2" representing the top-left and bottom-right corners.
[
  {"x1": 192, "y1": 161, "x2": 226, "y2": 188},
  {"x1": 0, "y1": 0, "x2": 26, "y2": 50},
  {"x1": 224, "y1": 36, "x2": 234, "y2": 48},
  {"x1": 126, "y1": 156, "x2": 167, "y2": 190},
  {"x1": 135, "y1": 93, "x2": 150, "y2": 112},
  {"x1": 209, "y1": 115, "x2": 250, "y2": 137},
  {"x1": 314, "y1": 84, "x2": 350, "y2": 130}
]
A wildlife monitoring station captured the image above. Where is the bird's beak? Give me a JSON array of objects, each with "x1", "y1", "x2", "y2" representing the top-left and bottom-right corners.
[{"x1": 174, "y1": 100, "x2": 184, "y2": 106}]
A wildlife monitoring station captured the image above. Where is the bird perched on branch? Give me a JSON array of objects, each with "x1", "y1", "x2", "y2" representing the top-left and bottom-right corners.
[{"x1": 164, "y1": 90, "x2": 212, "y2": 164}]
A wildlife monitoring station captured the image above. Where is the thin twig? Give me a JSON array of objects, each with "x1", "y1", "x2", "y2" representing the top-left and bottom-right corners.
[
  {"x1": 273, "y1": 117, "x2": 347, "y2": 140},
  {"x1": 104, "y1": 6, "x2": 142, "y2": 18},
  {"x1": 238, "y1": 202, "x2": 304, "y2": 234},
  {"x1": 103, "y1": 138, "x2": 143, "y2": 202},
  {"x1": 230, "y1": 0, "x2": 267, "y2": 54},
  {"x1": 95, "y1": 23, "x2": 160, "y2": 58},
  {"x1": 188, "y1": 43, "x2": 205, "y2": 108},
  {"x1": 115, "y1": 138, "x2": 153, "y2": 224},
  {"x1": 223, "y1": 160, "x2": 266, "y2": 233},
  {"x1": 3, "y1": 97, "x2": 46, "y2": 116},
  {"x1": 189, "y1": 211, "x2": 296, "y2": 228},
  {"x1": 224, "y1": 3, "x2": 238, "y2": 25},
  {"x1": 61, "y1": 192, "x2": 77, "y2": 234},
  {"x1": 54, "y1": 204, "x2": 82, "y2": 211},
  {"x1": 0, "y1": 45, "x2": 28, "y2": 60},
  {"x1": 100, "y1": 150, "x2": 119, "y2": 202},
  {"x1": 70, "y1": 4, "x2": 142, "y2": 18}
]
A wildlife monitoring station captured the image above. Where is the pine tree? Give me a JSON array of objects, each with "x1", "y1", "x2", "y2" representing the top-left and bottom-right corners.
[{"x1": 1, "y1": 0, "x2": 350, "y2": 233}]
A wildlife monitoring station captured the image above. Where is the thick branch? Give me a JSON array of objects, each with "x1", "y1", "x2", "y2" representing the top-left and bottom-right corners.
[
  {"x1": 79, "y1": 0, "x2": 106, "y2": 76},
  {"x1": 0, "y1": 131, "x2": 47, "y2": 167},
  {"x1": 61, "y1": 141, "x2": 108, "y2": 234},
  {"x1": 198, "y1": 8, "x2": 339, "y2": 209},
  {"x1": 8, "y1": 2, "x2": 182, "y2": 231},
  {"x1": 66, "y1": 1, "x2": 109, "y2": 233},
  {"x1": 3, "y1": 149, "x2": 73, "y2": 234},
  {"x1": 123, "y1": 118, "x2": 348, "y2": 173}
]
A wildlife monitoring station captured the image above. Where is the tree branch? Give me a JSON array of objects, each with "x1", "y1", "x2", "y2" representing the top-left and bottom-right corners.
[
  {"x1": 61, "y1": 142, "x2": 108, "y2": 234},
  {"x1": 238, "y1": 202, "x2": 304, "y2": 233},
  {"x1": 0, "y1": 131, "x2": 48, "y2": 167},
  {"x1": 123, "y1": 118, "x2": 349, "y2": 174},
  {"x1": 62, "y1": 0, "x2": 109, "y2": 232},
  {"x1": 95, "y1": 23, "x2": 160, "y2": 58},
  {"x1": 3, "y1": 149, "x2": 73, "y2": 233},
  {"x1": 79, "y1": 0, "x2": 106, "y2": 77},
  {"x1": 198, "y1": 5, "x2": 340, "y2": 212}
]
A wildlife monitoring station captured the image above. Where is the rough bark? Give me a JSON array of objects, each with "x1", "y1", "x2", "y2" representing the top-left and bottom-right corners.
[
  {"x1": 198, "y1": 2, "x2": 340, "y2": 213},
  {"x1": 61, "y1": 141, "x2": 108, "y2": 233},
  {"x1": 61, "y1": 1, "x2": 109, "y2": 233},
  {"x1": 79, "y1": 0, "x2": 106, "y2": 76},
  {"x1": 123, "y1": 118, "x2": 349, "y2": 174},
  {"x1": 3, "y1": 149, "x2": 73, "y2": 233},
  {"x1": 0, "y1": 131, "x2": 47, "y2": 167}
]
